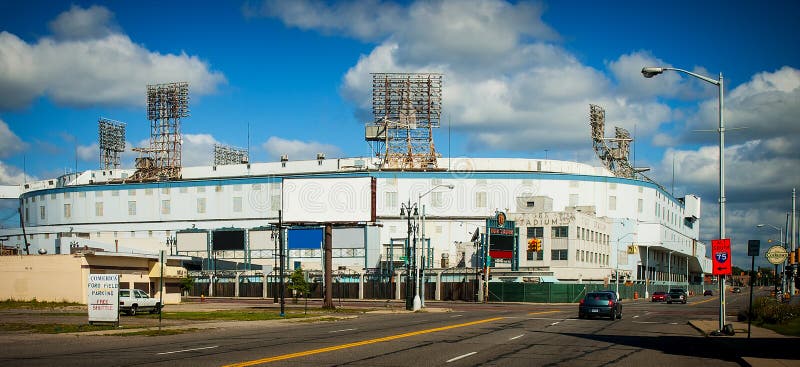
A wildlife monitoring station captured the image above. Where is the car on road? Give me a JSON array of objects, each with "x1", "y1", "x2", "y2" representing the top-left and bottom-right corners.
[
  {"x1": 579, "y1": 291, "x2": 622, "y2": 320},
  {"x1": 119, "y1": 289, "x2": 161, "y2": 315},
  {"x1": 651, "y1": 291, "x2": 667, "y2": 302},
  {"x1": 703, "y1": 290, "x2": 713, "y2": 296},
  {"x1": 666, "y1": 288, "x2": 687, "y2": 304},
  {"x1": 732, "y1": 287, "x2": 741, "y2": 293}
]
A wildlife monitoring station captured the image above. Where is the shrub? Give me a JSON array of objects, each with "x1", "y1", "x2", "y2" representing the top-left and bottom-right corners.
[{"x1": 752, "y1": 297, "x2": 800, "y2": 324}]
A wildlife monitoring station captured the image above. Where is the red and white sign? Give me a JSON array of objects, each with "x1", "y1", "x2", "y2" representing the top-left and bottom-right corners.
[{"x1": 711, "y1": 239, "x2": 732, "y2": 275}]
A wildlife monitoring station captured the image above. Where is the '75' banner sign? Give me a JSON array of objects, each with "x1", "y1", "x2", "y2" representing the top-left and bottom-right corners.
[{"x1": 711, "y1": 238, "x2": 732, "y2": 275}]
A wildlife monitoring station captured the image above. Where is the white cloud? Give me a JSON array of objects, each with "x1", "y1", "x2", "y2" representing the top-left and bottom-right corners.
[
  {"x1": 684, "y1": 66, "x2": 800, "y2": 144},
  {"x1": 77, "y1": 143, "x2": 98, "y2": 162},
  {"x1": 0, "y1": 119, "x2": 27, "y2": 158},
  {"x1": 0, "y1": 5, "x2": 226, "y2": 110},
  {"x1": 182, "y1": 134, "x2": 219, "y2": 167},
  {"x1": 262, "y1": 136, "x2": 341, "y2": 161},
  {"x1": 0, "y1": 160, "x2": 33, "y2": 185},
  {"x1": 48, "y1": 5, "x2": 119, "y2": 40}
]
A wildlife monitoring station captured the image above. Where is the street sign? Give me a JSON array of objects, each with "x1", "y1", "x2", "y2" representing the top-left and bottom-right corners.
[
  {"x1": 711, "y1": 238, "x2": 732, "y2": 275},
  {"x1": 765, "y1": 245, "x2": 788, "y2": 265},
  {"x1": 747, "y1": 240, "x2": 760, "y2": 257}
]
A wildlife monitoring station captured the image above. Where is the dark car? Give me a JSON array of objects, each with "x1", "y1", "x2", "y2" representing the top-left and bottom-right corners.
[
  {"x1": 732, "y1": 287, "x2": 741, "y2": 293},
  {"x1": 651, "y1": 291, "x2": 667, "y2": 302},
  {"x1": 579, "y1": 291, "x2": 622, "y2": 320},
  {"x1": 667, "y1": 288, "x2": 687, "y2": 304},
  {"x1": 703, "y1": 290, "x2": 713, "y2": 296}
]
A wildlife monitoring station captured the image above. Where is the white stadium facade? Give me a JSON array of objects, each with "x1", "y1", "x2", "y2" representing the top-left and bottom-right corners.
[{"x1": 0, "y1": 155, "x2": 712, "y2": 289}]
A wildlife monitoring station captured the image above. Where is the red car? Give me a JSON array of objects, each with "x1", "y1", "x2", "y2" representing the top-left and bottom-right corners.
[{"x1": 651, "y1": 291, "x2": 667, "y2": 302}]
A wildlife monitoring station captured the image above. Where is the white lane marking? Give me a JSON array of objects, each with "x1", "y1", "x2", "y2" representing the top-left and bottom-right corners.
[
  {"x1": 633, "y1": 315, "x2": 640, "y2": 318},
  {"x1": 450, "y1": 314, "x2": 463, "y2": 318},
  {"x1": 509, "y1": 334, "x2": 524, "y2": 341},
  {"x1": 669, "y1": 322, "x2": 678, "y2": 325},
  {"x1": 447, "y1": 352, "x2": 477, "y2": 363},
  {"x1": 528, "y1": 317, "x2": 568, "y2": 321},
  {"x1": 330, "y1": 328, "x2": 357, "y2": 333},
  {"x1": 550, "y1": 322, "x2": 560, "y2": 326},
  {"x1": 157, "y1": 346, "x2": 219, "y2": 355},
  {"x1": 632, "y1": 321, "x2": 659, "y2": 324}
]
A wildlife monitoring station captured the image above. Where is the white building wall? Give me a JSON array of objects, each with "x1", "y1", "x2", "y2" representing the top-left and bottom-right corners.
[{"x1": 2, "y1": 157, "x2": 707, "y2": 280}]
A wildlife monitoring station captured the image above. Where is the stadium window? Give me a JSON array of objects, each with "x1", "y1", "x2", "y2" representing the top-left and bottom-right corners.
[
  {"x1": 233, "y1": 197, "x2": 243, "y2": 212},
  {"x1": 552, "y1": 226, "x2": 568, "y2": 238}
]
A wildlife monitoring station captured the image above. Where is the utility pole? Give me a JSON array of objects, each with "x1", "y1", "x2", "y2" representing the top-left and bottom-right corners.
[{"x1": 323, "y1": 224, "x2": 334, "y2": 309}]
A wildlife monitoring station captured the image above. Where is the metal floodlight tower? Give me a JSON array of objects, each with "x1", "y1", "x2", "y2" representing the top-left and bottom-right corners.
[
  {"x1": 213, "y1": 144, "x2": 249, "y2": 166},
  {"x1": 98, "y1": 118, "x2": 126, "y2": 169},
  {"x1": 133, "y1": 82, "x2": 189, "y2": 181},
  {"x1": 366, "y1": 73, "x2": 442, "y2": 170},
  {"x1": 589, "y1": 104, "x2": 658, "y2": 185}
]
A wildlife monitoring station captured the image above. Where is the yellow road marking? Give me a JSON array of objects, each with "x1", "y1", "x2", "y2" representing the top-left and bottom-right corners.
[
  {"x1": 223, "y1": 317, "x2": 505, "y2": 367},
  {"x1": 527, "y1": 310, "x2": 562, "y2": 316},
  {"x1": 689, "y1": 297, "x2": 718, "y2": 306}
]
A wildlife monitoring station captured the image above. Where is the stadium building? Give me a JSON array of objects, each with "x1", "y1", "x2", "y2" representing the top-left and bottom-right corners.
[{"x1": 0, "y1": 76, "x2": 712, "y2": 292}]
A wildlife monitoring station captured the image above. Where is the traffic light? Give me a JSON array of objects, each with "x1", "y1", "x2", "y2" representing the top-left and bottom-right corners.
[{"x1": 527, "y1": 238, "x2": 542, "y2": 252}]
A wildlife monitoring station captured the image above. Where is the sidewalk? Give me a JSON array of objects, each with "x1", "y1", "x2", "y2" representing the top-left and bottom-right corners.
[{"x1": 688, "y1": 320, "x2": 800, "y2": 367}]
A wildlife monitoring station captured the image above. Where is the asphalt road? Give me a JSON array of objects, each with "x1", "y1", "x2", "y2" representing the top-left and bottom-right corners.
[{"x1": 0, "y1": 287, "x2": 794, "y2": 367}]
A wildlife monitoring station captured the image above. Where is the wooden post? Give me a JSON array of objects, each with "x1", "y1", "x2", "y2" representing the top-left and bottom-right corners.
[{"x1": 323, "y1": 224, "x2": 334, "y2": 309}]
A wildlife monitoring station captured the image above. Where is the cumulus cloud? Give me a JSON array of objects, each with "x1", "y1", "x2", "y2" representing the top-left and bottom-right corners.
[
  {"x1": 0, "y1": 119, "x2": 27, "y2": 158},
  {"x1": 0, "y1": 160, "x2": 33, "y2": 185},
  {"x1": 0, "y1": 5, "x2": 226, "y2": 110},
  {"x1": 683, "y1": 66, "x2": 800, "y2": 145},
  {"x1": 262, "y1": 136, "x2": 342, "y2": 161},
  {"x1": 76, "y1": 143, "x2": 98, "y2": 162},
  {"x1": 48, "y1": 5, "x2": 120, "y2": 40},
  {"x1": 182, "y1": 134, "x2": 220, "y2": 167},
  {"x1": 253, "y1": 0, "x2": 678, "y2": 153}
]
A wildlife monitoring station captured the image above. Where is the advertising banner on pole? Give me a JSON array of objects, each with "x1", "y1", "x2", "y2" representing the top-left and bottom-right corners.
[
  {"x1": 87, "y1": 274, "x2": 119, "y2": 323},
  {"x1": 711, "y1": 239, "x2": 732, "y2": 275}
]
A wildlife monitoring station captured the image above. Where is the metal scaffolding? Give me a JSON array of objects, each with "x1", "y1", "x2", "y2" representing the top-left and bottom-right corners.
[
  {"x1": 366, "y1": 73, "x2": 442, "y2": 170},
  {"x1": 589, "y1": 104, "x2": 659, "y2": 185},
  {"x1": 98, "y1": 118, "x2": 126, "y2": 169},
  {"x1": 213, "y1": 144, "x2": 249, "y2": 166},
  {"x1": 132, "y1": 82, "x2": 189, "y2": 181}
]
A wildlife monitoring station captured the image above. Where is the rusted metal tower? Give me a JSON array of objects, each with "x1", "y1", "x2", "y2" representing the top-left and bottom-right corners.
[
  {"x1": 132, "y1": 82, "x2": 189, "y2": 181},
  {"x1": 98, "y1": 117, "x2": 126, "y2": 169},
  {"x1": 589, "y1": 104, "x2": 655, "y2": 182},
  {"x1": 366, "y1": 73, "x2": 442, "y2": 170}
]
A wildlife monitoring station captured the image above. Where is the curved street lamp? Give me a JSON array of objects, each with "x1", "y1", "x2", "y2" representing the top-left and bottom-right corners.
[{"x1": 642, "y1": 65, "x2": 726, "y2": 331}]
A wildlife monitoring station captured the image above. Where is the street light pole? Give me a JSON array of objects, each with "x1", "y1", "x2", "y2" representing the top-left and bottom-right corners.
[
  {"x1": 642, "y1": 66, "x2": 726, "y2": 331},
  {"x1": 400, "y1": 201, "x2": 417, "y2": 311},
  {"x1": 417, "y1": 184, "x2": 454, "y2": 308}
]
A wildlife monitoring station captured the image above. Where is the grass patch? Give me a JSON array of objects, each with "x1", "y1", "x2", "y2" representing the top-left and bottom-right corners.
[
  {"x1": 0, "y1": 323, "x2": 121, "y2": 334},
  {"x1": 758, "y1": 317, "x2": 800, "y2": 337},
  {"x1": 0, "y1": 299, "x2": 82, "y2": 310}
]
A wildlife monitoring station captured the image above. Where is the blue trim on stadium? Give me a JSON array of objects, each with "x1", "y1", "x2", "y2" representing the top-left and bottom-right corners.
[{"x1": 21, "y1": 170, "x2": 682, "y2": 207}]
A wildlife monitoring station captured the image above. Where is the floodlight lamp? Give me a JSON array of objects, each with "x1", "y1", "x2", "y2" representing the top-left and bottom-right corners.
[
  {"x1": 400, "y1": 207, "x2": 406, "y2": 216},
  {"x1": 641, "y1": 67, "x2": 664, "y2": 78}
]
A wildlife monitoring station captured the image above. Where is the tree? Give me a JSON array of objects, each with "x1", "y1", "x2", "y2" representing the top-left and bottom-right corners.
[
  {"x1": 178, "y1": 276, "x2": 194, "y2": 296},
  {"x1": 288, "y1": 268, "x2": 310, "y2": 303}
]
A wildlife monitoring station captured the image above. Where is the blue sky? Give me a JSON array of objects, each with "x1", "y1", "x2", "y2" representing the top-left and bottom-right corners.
[{"x1": 1, "y1": 0, "x2": 799, "y2": 267}]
